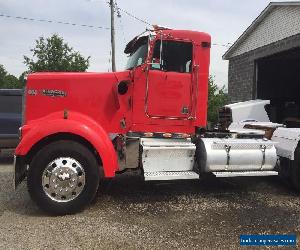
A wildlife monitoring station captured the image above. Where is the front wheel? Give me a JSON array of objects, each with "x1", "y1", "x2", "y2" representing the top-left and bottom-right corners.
[{"x1": 27, "y1": 140, "x2": 100, "y2": 215}]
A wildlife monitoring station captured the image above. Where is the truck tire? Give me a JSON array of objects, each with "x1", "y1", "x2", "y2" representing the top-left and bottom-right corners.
[
  {"x1": 291, "y1": 147, "x2": 300, "y2": 192},
  {"x1": 278, "y1": 157, "x2": 292, "y2": 186},
  {"x1": 27, "y1": 140, "x2": 100, "y2": 215}
]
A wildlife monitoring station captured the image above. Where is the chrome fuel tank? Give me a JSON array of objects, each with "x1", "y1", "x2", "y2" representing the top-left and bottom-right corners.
[{"x1": 198, "y1": 138, "x2": 277, "y2": 172}]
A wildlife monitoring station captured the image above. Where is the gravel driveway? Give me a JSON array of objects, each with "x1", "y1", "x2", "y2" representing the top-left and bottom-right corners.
[{"x1": 1, "y1": 150, "x2": 300, "y2": 249}]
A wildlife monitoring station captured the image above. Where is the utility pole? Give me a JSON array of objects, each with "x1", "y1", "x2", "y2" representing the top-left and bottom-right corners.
[{"x1": 110, "y1": 0, "x2": 116, "y2": 72}]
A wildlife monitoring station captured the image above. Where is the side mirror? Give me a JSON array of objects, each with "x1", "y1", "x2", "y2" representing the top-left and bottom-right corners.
[{"x1": 118, "y1": 81, "x2": 129, "y2": 95}]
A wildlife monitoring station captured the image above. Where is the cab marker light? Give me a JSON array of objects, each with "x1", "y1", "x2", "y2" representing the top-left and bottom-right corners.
[
  {"x1": 163, "y1": 133, "x2": 172, "y2": 138},
  {"x1": 144, "y1": 132, "x2": 154, "y2": 137}
]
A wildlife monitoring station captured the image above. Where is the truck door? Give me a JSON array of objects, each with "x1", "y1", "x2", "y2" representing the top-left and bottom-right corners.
[{"x1": 145, "y1": 40, "x2": 193, "y2": 119}]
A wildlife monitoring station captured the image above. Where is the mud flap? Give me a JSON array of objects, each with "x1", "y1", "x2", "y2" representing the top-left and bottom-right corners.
[{"x1": 14, "y1": 156, "x2": 27, "y2": 189}]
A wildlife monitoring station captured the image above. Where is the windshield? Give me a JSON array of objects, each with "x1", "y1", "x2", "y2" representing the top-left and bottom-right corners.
[{"x1": 125, "y1": 41, "x2": 148, "y2": 70}]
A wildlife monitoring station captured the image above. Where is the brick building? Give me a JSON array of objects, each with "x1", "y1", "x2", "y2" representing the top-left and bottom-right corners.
[{"x1": 223, "y1": 1, "x2": 300, "y2": 123}]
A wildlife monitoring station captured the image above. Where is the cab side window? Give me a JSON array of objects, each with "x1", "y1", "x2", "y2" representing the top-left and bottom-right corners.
[{"x1": 152, "y1": 40, "x2": 193, "y2": 73}]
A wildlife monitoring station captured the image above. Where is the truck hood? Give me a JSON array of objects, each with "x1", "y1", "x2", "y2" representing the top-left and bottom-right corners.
[{"x1": 25, "y1": 70, "x2": 132, "y2": 133}]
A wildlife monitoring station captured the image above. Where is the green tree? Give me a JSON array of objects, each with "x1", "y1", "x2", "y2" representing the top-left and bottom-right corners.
[
  {"x1": 0, "y1": 64, "x2": 7, "y2": 84},
  {"x1": 207, "y1": 76, "x2": 229, "y2": 125},
  {"x1": 24, "y1": 34, "x2": 90, "y2": 72},
  {"x1": 3, "y1": 74, "x2": 21, "y2": 88},
  {"x1": 18, "y1": 72, "x2": 28, "y2": 86},
  {"x1": 0, "y1": 64, "x2": 23, "y2": 89}
]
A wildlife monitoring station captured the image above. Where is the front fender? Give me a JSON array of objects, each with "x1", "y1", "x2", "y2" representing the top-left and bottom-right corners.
[{"x1": 16, "y1": 111, "x2": 118, "y2": 177}]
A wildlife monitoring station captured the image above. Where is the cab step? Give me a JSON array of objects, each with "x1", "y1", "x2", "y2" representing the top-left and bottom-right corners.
[
  {"x1": 144, "y1": 171, "x2": 199, "y2": 181},
  {"x1": 212, "y1": 171, "x2": 278, "y2": 178}
]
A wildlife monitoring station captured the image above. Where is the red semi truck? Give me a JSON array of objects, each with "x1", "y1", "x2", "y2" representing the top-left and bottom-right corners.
[{"x1": 13, "y1": 27, "x2": 300, "y2": 215}]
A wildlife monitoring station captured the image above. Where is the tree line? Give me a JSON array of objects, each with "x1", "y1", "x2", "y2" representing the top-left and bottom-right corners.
[{"x1": 0, "y1": 65, "x2": 25, "y2": 89}]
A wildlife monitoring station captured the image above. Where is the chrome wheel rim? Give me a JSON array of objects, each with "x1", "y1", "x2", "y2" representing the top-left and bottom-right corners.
[{"x1": 42, "y1": 157, "x2": 86, "y2": 202}]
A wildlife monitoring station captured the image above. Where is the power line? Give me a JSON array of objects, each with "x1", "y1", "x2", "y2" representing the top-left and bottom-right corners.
[
  {"x1": 99, "y1": 0, "x2": 151, "y2": 26},
  {"x1": 87, "y1": 0, "x2": 232, "y2": 47},
  {"x1": 0, "y1": 13, "x2": 110, "y2": 30},
  {"x1": 111, "y1": 3, "x2": 231, "y2": 47},
  {"x1": 115, "y1": 5, "x2": 151, "y2": 26},
  {"x1": 0, "y1": 12, "x2": 232, "y2": 48}
]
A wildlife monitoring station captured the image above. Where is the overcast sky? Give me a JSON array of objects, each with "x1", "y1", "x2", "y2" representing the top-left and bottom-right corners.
[{"x1": 0, "y1": 0, "x2": 296, "y2": 87}]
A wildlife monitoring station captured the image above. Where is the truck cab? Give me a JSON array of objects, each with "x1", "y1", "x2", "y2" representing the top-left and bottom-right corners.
[
  {"x1": 14, "y1": 28, "x2": 280, "y2": 215},
  {"x1": 124, "y1": 29, "x2": 210, "y2": 133}
]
